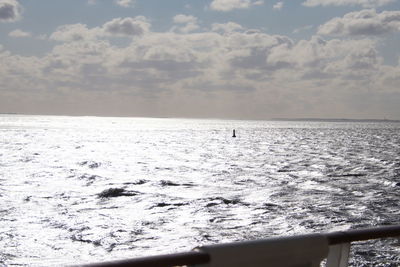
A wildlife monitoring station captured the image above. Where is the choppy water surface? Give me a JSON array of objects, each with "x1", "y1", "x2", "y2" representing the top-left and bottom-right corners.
[{"x1": 1, "y1": 115, "x2": 400, "y2": 266}]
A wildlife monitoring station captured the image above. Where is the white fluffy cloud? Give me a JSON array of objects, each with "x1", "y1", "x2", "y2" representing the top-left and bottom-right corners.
[
  {"x1": 318, "y1": 9, "x2": 400, "y2": 36},
  {"x1": 0, "y1": 0, "x2": 21, "y2": 22},
  {"x1": 8, "y1": 29, "x2": 31, "y2": 37},
  {"x1": 212, "y1": 22, "x2": 244, "y2": 33},
  {"x1": 115, "y1": 0, "x2": 134, "y2": 8},
  {"x1": 50, "y1": 17, "x2": 150, "y2": 42},
  {"x1": 302, "y1": 0, "x2": 394, "y2": 8},
  {"x1": 172, "y1": 14, "x2": 199, "y2": 33},
  {"x1": 103, "y1": 16, "x2": 150, "y2": 36},
  {"x1": 210, "y1": 0, "x2": 264, "y2": 11},
  {"x1": 173, "y1": 14, "x2": 197, "y2": 24}
]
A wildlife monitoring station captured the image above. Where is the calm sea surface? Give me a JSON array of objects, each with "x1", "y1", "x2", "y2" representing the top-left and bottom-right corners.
[{"x1": 1, "y1": 115, "x2": 399, "y2": 266}]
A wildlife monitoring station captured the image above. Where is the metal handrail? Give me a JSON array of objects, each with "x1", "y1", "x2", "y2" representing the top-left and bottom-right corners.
[
  {"x1": 326, "y1": 225, "x2": 400, "y2": 245},
  {"x1": 80, "y1": 225, "x2": 400, "y2": 267}
]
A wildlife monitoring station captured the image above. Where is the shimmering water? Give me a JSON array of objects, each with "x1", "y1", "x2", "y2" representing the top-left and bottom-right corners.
[{"x1": 1, "y1": 115, "x2": 400, "y2": 266}]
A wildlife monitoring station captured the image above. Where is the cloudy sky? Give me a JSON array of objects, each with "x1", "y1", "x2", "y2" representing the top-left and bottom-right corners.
[{"x1": 1, "y1": 0, "x2": 400, "y2": 119}]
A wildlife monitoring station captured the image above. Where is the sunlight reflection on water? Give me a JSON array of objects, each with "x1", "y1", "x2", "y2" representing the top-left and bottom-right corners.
[{"x1": 1, "y1": 115, "x2": 400, "y2": 266}]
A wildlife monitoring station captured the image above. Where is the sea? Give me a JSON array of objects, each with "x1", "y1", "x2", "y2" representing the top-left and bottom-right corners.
[{"x1": 0, "y1": 115, "x2": 399, "y2": 266}]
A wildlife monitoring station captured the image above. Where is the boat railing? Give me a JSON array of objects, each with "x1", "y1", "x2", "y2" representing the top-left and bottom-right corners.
[{"x1": 81, "y1": 225, "x2": 400, "y2": 267}]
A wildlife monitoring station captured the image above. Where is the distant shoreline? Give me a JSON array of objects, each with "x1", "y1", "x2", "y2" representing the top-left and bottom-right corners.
[
  {"x1": 1, "y1": 113, "x2": 399, "y2": 123},
  {"x1": 272, "y1": 118, "x2": 400, "y2": 123}
]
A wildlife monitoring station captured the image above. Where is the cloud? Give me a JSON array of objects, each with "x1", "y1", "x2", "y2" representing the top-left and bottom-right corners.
[
  {"x1": 302, "y1": 0, "x2": 394, "y2": 8},
  {"x1": 50, "y1": 24, "x2": 102, "y2": 42},
  {"x1": 212, "y1": 22, "x2": 244, "y2": 33},
  {"x1": 172, "y1": 14, "x2": 199, "y2": 33},
  {"x1": 265, "y1": 36, "x2": 377, "y2": 69},
  {"x1": 103, "y1": 16, "x2": 150, "y2": 36},
  {"x1": 210, "y1": 0, "x2": 263, "y2": 12},
  {"x1": 31, "y1": 21, "x2": 390, "y2": 88},
  {"x1": 9, "y1": 29, "x2": 31, "y2": 37},
  {"x1": 173, "y1": 14, "x2": 197, "y2": 24},
  {"x1": 115, "y1": 0, "x2": 134, "y2": 8},
  {"x1": 318, "y1": 9, "x2": 400, "y2": 36},
  {"x1": 50, "y1": 17, "x2": 151, "y2": 42},
  {"x1": 273, "y1": 1, "x2": 284, "y2": 10},
  {"x1": 293, "y1": 25, "x2": 313, "y2": 33},
  {"x1": 2, "y1": 17, "x2": 400, "y2": 119},
  {"x1": 0, "y1": 0, "x2": 22, "y2": 22},
  {"x1": 266, "y1": 36, "x2": 381, "y2": 72}
]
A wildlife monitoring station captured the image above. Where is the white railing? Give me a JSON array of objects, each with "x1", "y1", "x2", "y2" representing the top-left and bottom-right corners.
[{"x1": 80, "y1": 225, "x2": 400, "y2": 267}]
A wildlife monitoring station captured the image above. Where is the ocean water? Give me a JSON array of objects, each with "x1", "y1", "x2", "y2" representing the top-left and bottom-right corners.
[{"x1": 0, "y1": 115, "x2": 399, "y2": 266}]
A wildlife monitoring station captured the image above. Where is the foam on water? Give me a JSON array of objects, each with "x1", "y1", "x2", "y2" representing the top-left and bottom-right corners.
[{"x1": 1, "y1": 115, "x2": 400, "y2": 266}]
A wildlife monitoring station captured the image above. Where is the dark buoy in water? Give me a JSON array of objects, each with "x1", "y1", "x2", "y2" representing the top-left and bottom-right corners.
[{"x1": 232, "y1": 129, "x2": 236, "y2": 138}]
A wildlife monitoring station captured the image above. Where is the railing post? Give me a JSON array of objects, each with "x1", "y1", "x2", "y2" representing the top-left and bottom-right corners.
[{"x1": 326, "y1": 243, "x2": 351, "y2": 267}]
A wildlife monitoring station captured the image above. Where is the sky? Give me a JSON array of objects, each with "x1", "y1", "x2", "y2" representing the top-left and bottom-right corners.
[{"x1": 0, "y1": 0, "x2": 400, "y2": 120}]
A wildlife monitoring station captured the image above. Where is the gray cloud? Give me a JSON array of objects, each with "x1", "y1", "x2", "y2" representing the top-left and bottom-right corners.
[
  {"x1": 318, "y1": 9, "x2": 400, "y2": 36},
  {"x1": 0, "y1": 0, "x2": 21, "y2": 22}
]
